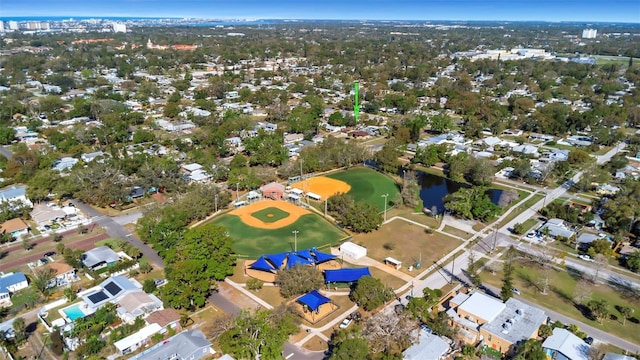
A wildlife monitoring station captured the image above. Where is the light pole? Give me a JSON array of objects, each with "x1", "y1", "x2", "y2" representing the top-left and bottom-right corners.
[
  {"x1": 214, "y1": 193, "x2": 218, "y2": 212},
  {"x1": 292, "y1": 230, "x2": 299, "y2": 252},
  {"x1": 381, "y1": 193, "x2": 389, "y2": 222}
]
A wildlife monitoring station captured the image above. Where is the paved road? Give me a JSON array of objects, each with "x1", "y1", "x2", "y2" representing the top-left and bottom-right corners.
[
  {"x1": 0, "y1": 233, "x2": 109, "y2": 272},
  {"x1": 71, "y1": 200, "x2": 165, "y2": 269},
  {"x1": 0, "y1": 146, "x2": 12, "y2": 160}
]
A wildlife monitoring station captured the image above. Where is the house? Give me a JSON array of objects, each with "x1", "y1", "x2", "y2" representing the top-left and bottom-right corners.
[
  {"x1": 0, "y1": 272, "x2": 28, "y2": 307},
  {"x1": 603, "y1": 353, "x2": 637, "y2": 360},
  {"x1": 402, "y1": 330, "x2": 450, "y2": 360},
  {"x1": 0, "y1": 218, "x2": 29, "y2": 239},
  {"x1": 130, "y1": 329, "x2": 214, "y2": 360},
  {"x1": 47, "y1": 262, "x2": 78, "y2": 288},
  {"x1": 538, "y1": 218, "x2": 576, "y2": 239},
  {"x1": 0, "y1": 186, "x2": 33, "y2": 208},
  {"x1": 81, "y1": 246, "x2": 121, "y2": 271},
  {"x1": 81, "y1": 151, "x2": 106, "y2": 163},
  {"x1": 145, "y1": 308, "x2": 181, "y2": 333},
  {"x1": 115, "y1": 291, "x2": 164, "y2": 324},
  {"x1": 80, "y1": 276, "x2": 142, "y2": 312},
  {"x1": 446, "y1": 292, "x2": 546, "y2": 354},
  {"x1": 596, "y1": 184, "x2": 621, "y2": 196},
  {"x1": 30, "y1": 204, "x2": 66, "y2": 228},
  {"x1": 511, "y1": 144, "x2": 538, "y2": 155},
  {"x1": 114, "y1": 323, "x2": 162, "y2": 355},
  {"x1": 542, "y1": 328, "x2": 590, "y2": 360},
  {"x1": 566, "y1": 135, "x2": 593, "y2": 147},
  {"x1": 52, "y1": 157, "x2": 79, "y2": 172}
]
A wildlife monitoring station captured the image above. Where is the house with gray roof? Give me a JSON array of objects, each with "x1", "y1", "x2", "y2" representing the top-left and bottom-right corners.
[
  {"x1": 81, "y1": 246, "x2": 121, "y2": 271},
  {"x1": 130, "y1": 329, "x2": 214, "y2": 360},
  {"x1": 0, "y1": 185, "x2": 32, "y2": 208},
  {"x1": 538, "y1": 218, "x2": 576, "y2": 239},
  {"x1": 542, "y1": 328, "x2": 590, "y2": 360},
  {"x1": 403, "y1": 330, "x2": 450, "y2": 360}
]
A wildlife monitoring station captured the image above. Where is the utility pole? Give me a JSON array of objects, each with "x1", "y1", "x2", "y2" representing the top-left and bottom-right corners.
[
  {"x1": 324, "y1": 199, "x2": 327, "y2": 217},
  {"x1": 381, "y1": 193, "x2": 389, "y2": 222},
  {"x1": 214, "y1": 193, "x2": 218, "y2": 212},
  {"x1": 292, "y1": 230, "x2": 299, "y2": 252},
  {"x1": 236, "y1": 182, "x2": 239, "y2": 202},
  {"x1": 451, "y1": 253, "x2": 456, "y2": 284}
]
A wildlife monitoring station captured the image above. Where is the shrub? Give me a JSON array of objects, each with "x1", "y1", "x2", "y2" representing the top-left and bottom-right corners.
[
  {"x1": 247, "y1": 278, "x2": 264, "y2": 291},
  {"x1": 383, "y1": 242, "x2": 395, "y2": 250}
]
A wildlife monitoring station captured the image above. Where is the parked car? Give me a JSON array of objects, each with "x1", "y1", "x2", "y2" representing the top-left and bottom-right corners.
[
  {"x1": 44, "y1": 251, "x2": 56, "y2": 257},
  {"x1": 512, "y1": 287, "x2": 521, "y2": 295},
  {"x1": 526, "y1": 232, "x2": 535, "y2": 238},
  {"x1": 339, "y1": 318, "x2": 352, "y2": 329},
  {"x1": 584, "y1": 337, "x2": 594, "y2": 345},
  {"x1": 578, "y1": 254, "x2": 594, "y2": 262}
]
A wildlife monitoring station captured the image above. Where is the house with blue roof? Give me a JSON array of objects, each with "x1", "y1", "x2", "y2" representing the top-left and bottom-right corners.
[
  {"x1": 0, "y1": 185, "x2": 33, "y2": 208},
  {"x1": 0, "y1": 272, "x2": 29, "y2": 307}
]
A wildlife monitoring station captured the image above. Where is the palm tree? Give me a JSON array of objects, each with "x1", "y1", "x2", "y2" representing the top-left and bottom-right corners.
[{"x1": 12, "y1": 317, "x2": 26, "y2": 342}]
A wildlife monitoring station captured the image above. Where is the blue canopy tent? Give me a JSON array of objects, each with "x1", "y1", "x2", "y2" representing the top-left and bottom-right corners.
[
  {"x1": 250, "y1": 256, "x2": 276, "y2": 272},
  {"x1": 294, "y1": 249, "x2": 313, "y2": 261},
  {"x1": 324, "y1": 268, "x2": 371, "y2": 283},
  {"x1": 297, "y1": 290, "x2": 331, "y2": 312},
  {"x1": 312, "y1": 250, "x2": 337, "y2": 263},
  {"x1": 287, "y1": 254, "x2": 314, "y2": 268},
  {"x1": 265, "y1": 252, "x2": 288, "y2": 269}
]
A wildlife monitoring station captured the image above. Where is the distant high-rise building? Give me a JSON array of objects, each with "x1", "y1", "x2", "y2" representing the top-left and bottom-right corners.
[
  {"x1": 0, "y1": 21, "x2": 4, "y2": 32},
  {"x1": 26, "y1": 21, "x2": 40, "y2": 30},
  {"x1": 582, "y1": 29, "x2": 597, "y2": 39},
  {"x1": 8, "y1": 21, "x2": 19, "y2": 30},
  {"x1": 40, "y1": 22, "x2": 50, "y2": 30},
  {"x1": 112, "y1": 22, "x2": 127, "y2": 33}
]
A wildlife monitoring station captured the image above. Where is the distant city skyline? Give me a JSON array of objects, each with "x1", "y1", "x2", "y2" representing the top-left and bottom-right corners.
[{"x1": 1, "y1": 0, "x2": 639, "y2": 23}]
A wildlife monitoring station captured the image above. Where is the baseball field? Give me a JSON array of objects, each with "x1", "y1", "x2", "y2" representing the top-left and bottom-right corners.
[
  {"x1": 213, "y1": 200, "x2": 348, "y2": 258},
  {"x1": 326, "y1": 167, "x2": 400, "y2": 211}
]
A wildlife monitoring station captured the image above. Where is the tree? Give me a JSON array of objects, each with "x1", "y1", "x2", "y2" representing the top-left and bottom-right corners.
[
  {"x1": 275, "y1": 265, "x2": 324, "y2": 298},
  {"x1": 12, "y1": 317, "x2": 26, "y2": 343},
  {"x1": 626, "y1": 251, "x2": 640, "y2": 272},
  {"x1": 0, "y1": 127, "x2": 15, "y2": 145},
  {"x1": 374, "y1": 140, "x2": 402, "y2": 174},
  {"x1": 30, "y1": 266, "x2": 55, "y2": 297},
  {"x1": 588, "y1": 239, "x2": 614, "y2": 258},
  {"x1": 64, "y1": 286, "x2": 77, "y2": 301},
  {"x1": 343, "y1": 201, "x2": 383, "y2": 233},
  {"x1": 330, "y1": 337, "x2": 369, "y2": 360},
  {"x1": 444, "y1": 186, "x2": 500, "y2": 222},
  {"x1": 573, "y1": 279, "x2": 592, "y2": 305},
  {"x1": 619, "y1": 306, "x2": 634, "y2": 326},
  {"x1": 466, "y1": 250, "x2": 482, "y2": 288},
  {"x1": 501, "y1": 246, "x2": 516, "y2": 301},
  {"x1": 401, "y1": 170, "x2": 421, "y2": 208},
  {"x1": 465, "y1": 158, "x2": 495, "y2": 186},
  {"x1": 514, "y1": 339, "x2": 546, "y2": 360},
  {"x1": 162, "y1": 224, "x2": 236, "y2": 309},
  {"x1": 350, "y1": 276, "x2": 394, "y2": 311},
  {"x1": 143, "y1": 279, "x2": 157, "y2": 294},
  {"x1": 587, "y1": 299, "x2": 610, "y2": 324},
  {"x1": 362, "y1": 312, "x2": 418, "y2": 357},
  {"x1": 22, "y1": 238, "x2": 32, "y2": 251},
  {"x1": 219, "y1": 306, "x2": 300, "y2": 359},
  {"x1": 591, "y1": 253, "x2": 608, "y2": 283}
]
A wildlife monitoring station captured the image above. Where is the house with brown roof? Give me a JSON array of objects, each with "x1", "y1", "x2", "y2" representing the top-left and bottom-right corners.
[
  {"x1": 145, "y1": 308, "x2": 181, "y2": 333},
  {"x1": 47, "y1": 262, "x2": 78, "y2": 288},
  {"x1": 0, "y1": 218, "x2": 29, "y2": 239}
]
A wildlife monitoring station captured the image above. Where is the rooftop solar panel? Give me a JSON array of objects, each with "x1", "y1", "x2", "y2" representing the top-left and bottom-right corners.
[
  {"x1": 104, "y1": 281, "x2": 122, "y2": 296},
  {"x1": 87, "y1": 291, "x2": 108, "y2": 304}
]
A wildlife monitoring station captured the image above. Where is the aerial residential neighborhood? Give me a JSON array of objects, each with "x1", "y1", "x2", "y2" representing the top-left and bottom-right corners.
[{"x1": 0, "y1": 3, "x2": 639, "y2": 360}]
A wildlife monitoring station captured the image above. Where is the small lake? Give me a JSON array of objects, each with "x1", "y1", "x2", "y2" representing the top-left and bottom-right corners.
[{"x1": 418, "y1": 172, "x2": 504, "y2": 215}]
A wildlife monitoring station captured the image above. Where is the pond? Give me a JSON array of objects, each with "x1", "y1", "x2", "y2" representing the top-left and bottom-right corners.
[{"x1": 418, "y1": 172, "x2": 504, "y2": 215}]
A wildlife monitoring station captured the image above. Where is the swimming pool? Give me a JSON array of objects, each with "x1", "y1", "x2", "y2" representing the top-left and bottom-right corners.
[{"x1": 62, "y1": 304, "x2": 86, "y2": 321}]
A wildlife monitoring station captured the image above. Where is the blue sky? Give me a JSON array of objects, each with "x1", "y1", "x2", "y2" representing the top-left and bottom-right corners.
[{"x1": 2, "y1": 0, "x2": 639, "y2": 22}]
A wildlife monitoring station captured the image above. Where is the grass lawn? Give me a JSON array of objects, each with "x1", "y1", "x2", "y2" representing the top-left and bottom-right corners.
[
  {"x1": 10, "y1": 287, "x2": 41, "y2": 312},
  {"x1": 248, "y1": 286, "x2": 285, "y2": 307},
  {"x1": 95, "y1": 237, "x2": 125, "y2": 250},
  {"x1": 327, "y1": 167, "x2": 401, "y2": 211},
  {"x1": 213, "y1": 214, "x2": 348, "y2": 258},
  {"x1": 443, "y1": 225, "x2": 473, "y2": 239},
  {"x1": 368, "y1": 267, "x2": 407, "y2": 290},
  {"x1": 481, "y1": 259, "x2": 640, "y2": 344},
  {"x1": 497, "y1": 194, "x2": 545, "y2": 229},
  {"x1": 353, "y1": 219, "x2": 461, "y2": 275},
  {"x1": 251, "y1": 207, "x2": 290, "y2": 223}
]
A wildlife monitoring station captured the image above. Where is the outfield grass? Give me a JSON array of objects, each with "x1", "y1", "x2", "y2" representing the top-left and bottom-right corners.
[
  {"x1": 213, "y1": 214, "x2": 348, "y2": 258},
  {"x1": 327, "y1": 167, "x2": 401, "y2": 211},
  {"x1": 251, "y1": 207, "x2": 290, "y2": 223}
]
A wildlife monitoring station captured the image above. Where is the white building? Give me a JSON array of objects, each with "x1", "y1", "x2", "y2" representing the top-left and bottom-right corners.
[
  {"x1": 582, "y1": 29, "x2": 597, "y2": 39},
  {"x1": 8, "y1": 21, "x2": 19, "y2": 31},
  {"x1": 0, "y1": 21, "x2": 4, "y2": 32},
  {"x1": 112, "y1": 22, "x2": 127, "y2": 33}
]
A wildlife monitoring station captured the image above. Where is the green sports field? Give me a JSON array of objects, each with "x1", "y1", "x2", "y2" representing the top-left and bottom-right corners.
[
  {"x1": 213, "y1": 214, "x2": 348, "y2": 258},
  {"x1": 327, "y1": 167, "x2": 401, "y2": 211},
  {"x1": 251, "y1": 207, "x2": 290, "y2": 223}
]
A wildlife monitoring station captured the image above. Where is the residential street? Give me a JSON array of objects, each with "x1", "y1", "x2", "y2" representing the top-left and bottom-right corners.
[{"x1": 71, "y1": 200, "x2": 165, "y2": 269}]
